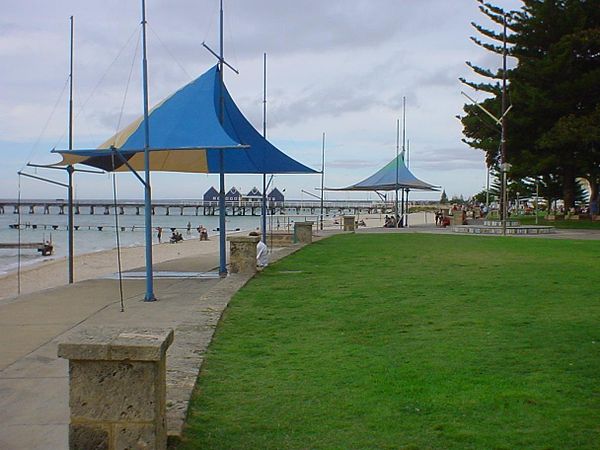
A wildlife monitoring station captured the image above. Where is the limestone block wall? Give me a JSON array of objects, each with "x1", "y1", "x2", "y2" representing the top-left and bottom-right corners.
[
  {"x1": 58, "y1": 327, "x2": 174, "y2": 450},
  {"x1": 294, "y1": 221, "x2": 313, "y2": 244},
  {"x1": 227, "y1": 235, "x2": 260, "y2": 273},
  {"x1": 343, "y1": 215, "x2": 356, "y2": 232}
]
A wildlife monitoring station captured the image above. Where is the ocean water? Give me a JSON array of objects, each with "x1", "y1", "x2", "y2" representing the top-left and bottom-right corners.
[{"x1": 0, "y1": 208, "x2": 320, "y2": 276}]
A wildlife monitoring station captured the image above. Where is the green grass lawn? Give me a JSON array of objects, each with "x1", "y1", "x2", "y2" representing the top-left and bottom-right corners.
[
  {"x1": 516, "y1": 215, "x2": 600, "y2": 229},
  {"x1": 175, "y1": 234, "x2": 600, "y2": 450}
]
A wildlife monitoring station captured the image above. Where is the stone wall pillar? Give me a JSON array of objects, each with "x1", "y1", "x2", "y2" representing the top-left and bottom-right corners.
[
  {"x1": 58, "y1": 327, "x2": 174, "y2": 450},
  {"x1": 294, "y1": 221, "x2": 313, "y2": 244},
  {"x1": 343, "y1": 215, "x2": 356, "y2": 232},
  {"x1": 227, "y1": 235, "x2": 260, "y2": 274},
  {"x1": 451, "y1": 210, "x2": 466, "y2": 226}
]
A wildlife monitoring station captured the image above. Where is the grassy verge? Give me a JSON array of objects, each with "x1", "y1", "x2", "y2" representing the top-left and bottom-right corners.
[
  {"x1": 517, "y1": 215, "x2": 600, "y2": 229},
  {"x1": 176, "y1": 234, "x2": 600, "y2": 449}
]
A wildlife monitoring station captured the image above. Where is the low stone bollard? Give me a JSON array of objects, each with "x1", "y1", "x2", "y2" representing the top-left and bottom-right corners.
[
  {"x1": 451, "y1": 210, "x2": 466, "y2": 226},
  {"x1": 343, "y1": 215, "x2": 356, "y2": 232},
  {"x1": 227, "y1": 235, "x2": 260, "y2": 273},
  {"x1": 58, "y1": 327, "x2": 174, "y2": 450},
  {"x1": 294, "y1": 221, "x2": 313, "y2": 244}
]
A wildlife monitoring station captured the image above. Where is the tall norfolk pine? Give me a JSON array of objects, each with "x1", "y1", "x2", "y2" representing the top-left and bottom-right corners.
[{"x1": 460, "y1": 0, "x2": 600, "y2": 211}]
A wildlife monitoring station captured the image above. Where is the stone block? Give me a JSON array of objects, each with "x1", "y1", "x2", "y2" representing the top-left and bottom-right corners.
[
  {"x1": 294, "y1": 221, "x2": 313, "y2": 244},
  {"x1": 59, "y1": 327, "x2": 173, "y2": 450},
  {"x1": 342, "y1": 215, "x2": 356, "y2": 232},
  {"x1": 69, "y1": 423, "x2": 109, "y2": 450},
  {"x1": 58, "y1": 328, "x2": 174, "y2": 362},
  {"x1": 115, "y1": 423, "x2": 156, "y2": 449},
  {"x1": 227, "y1": 235, "x2": 260, "y2": 274},
  {"x1": 69, "y1": 360, "x2": 157, "y2": 421}
]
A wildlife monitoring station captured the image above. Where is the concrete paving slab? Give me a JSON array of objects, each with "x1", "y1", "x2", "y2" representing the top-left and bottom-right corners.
[{"x1": 0, "y1": 424, "x2": 68, "y2": 450}]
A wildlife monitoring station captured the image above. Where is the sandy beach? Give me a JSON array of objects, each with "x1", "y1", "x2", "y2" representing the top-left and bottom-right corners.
[
  {"x1": 0, "y1": 212, "x2": 434, "y2": 302},
  {"x1": 0, "y1": 237, "x2": 223, "y2": 302}
]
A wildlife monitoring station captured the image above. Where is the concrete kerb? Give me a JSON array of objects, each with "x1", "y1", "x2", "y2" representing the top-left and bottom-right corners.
[
  {"x1": 166, "y1": 241, "x2": 313, "y2": 442},
  {"x1": 165, "y1": 235, "x2": 335, "y2": 442}
]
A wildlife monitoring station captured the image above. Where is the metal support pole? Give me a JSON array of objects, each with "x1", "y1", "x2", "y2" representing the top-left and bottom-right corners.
[
  {"x1": 395, "y1": 118, "x2": 399, "y2": 226},
  {"x1": 67, "y1": 15, "x2": 74, "y2": 284},
  {"x1": 67, "y1": 166, "x2": 74, "y2": 283},
  {"x1": 218, "y1": 0, "x2": 227, "y2": 276},
  {"x1": 141, "y1": 0, "x2": 155, "y2": 300},
  {"x1": 320, "y1": 132, "x2": 325, "y2": 230},
  {"x1": 500, "y1": 14, "x2": 508, "y2": 236},
  {"x1": 486, "y1": 165, "x2": 490, "y2": 209},
  {"x1": 261, "y1": 52, "x2": 267, "y2": 244}
]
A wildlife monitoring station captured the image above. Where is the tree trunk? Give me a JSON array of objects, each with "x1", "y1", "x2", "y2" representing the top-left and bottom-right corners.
[{"x1": 562, "y1": 166, "x2": 576, "y2": 211}]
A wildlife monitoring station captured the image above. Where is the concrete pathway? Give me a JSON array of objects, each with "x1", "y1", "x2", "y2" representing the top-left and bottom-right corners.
[{"x1": 0, "y1": 244, "x2": 301, "y2": 450}]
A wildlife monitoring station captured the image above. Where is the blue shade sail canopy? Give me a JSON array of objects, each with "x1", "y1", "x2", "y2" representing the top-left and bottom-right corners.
[
  {"x1": 329, "y1": 154, "x2": 439, "y2": 191},
  {"x1": 52, "y1": 65, "x2": 316, "y2": 175}
]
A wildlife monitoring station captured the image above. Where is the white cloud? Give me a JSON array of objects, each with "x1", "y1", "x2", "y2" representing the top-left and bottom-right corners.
[{"x1": 0, "y1": 0, "x2": 525, "y2": 200}]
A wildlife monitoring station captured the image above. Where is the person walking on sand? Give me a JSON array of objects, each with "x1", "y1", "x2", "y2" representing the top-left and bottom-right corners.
[
  {"x1": 186, "y1": 221, "x2": 191, "y2": 235},
  {"x1": 157, "y1": 226, "x2": 162, "y2": 243}
]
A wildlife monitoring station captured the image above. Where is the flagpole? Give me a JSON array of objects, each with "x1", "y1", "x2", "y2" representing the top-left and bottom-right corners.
[{"x1": 141, "y1": 0, "x2": 156, "y2": 300}]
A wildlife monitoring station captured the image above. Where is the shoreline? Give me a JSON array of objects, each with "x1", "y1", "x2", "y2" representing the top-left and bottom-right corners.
[
  {"x1": 0, "y1": 237, "x2": 222, "y2": 302},
  {"x1": 0, "y1": 213, "x2": 431, "y2": 302}
]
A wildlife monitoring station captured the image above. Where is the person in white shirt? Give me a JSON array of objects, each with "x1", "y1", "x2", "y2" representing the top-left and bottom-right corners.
[
  {"x1": 256, "y1": 240, "x2": 268, "y2": 267},
  {"x1": 250, "y1": 231, "x2": 269, "y2": 268}
]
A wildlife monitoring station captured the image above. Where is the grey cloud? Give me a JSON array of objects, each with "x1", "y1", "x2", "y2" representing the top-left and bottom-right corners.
[
  {"x1": 267, "y1": 55, "x2": 409, "y2": 127},
  {"x1": 327, "y1": 159, "x2": 381, "y2": 169},
  {"x1": 412, "y1": 146, "x2": 485, "y2": 171},
  {"x1": 165, "y1": 0, "x2": 407, "y2": 58}
]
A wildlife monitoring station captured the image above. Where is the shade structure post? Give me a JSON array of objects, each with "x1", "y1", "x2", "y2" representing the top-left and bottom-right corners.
[
  {"x1": 141, "y1": 0, "x2": 155, "y2": 300},
  {"x1": 261, "y1": 174, "x2": 267, "y2": 242},
  {"x1": 67, "y1": 15, "x2": 74, "y2": 284},
  {"x1": 67, "y1": 165, "x2": 74, "y2": 284},
  {"x1": 395, "y1": 118, "x2": 399, "y2": 225},
  {"x1": 261, "y1": 52, "x2": 267, "y2": 244},
  {"x1": 320, "y1": 132, "x2": 325, "y2": 230},
  {"x1": 217, "y1": 0, "x2": 227, "y2": 277}
]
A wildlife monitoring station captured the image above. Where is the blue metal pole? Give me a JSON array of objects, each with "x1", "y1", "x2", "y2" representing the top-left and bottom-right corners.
[
  {"x1": 261, "y1": 52, "x2": 267, "y2": 243},
  {"x1": 218, "y1": 0, "x2": 227, "y2": 276},
  {"x1": 141, "y1": 0, "x2": 155, "y2": 300},
  {"x1": 68, "y1": 15, "x2": 74, "y2": 284}
]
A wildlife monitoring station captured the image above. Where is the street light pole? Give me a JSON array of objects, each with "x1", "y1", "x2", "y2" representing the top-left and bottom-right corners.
[{"x1": 500, "y1": 13, "x2": 509, "y2": 236}]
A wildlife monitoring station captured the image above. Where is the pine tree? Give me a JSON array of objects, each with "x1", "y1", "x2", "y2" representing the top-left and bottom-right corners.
[
  {"x1": 461, "y1": 0, "x2": 600, "y2": 211},
  {"x1": 440, "y1": 190, "x2": 448, "y2": 204}
]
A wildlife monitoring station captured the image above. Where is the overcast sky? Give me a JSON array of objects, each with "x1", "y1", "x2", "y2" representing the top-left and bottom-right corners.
[{"x1": 0, "y1": 0, "x2": 522, "y2": 201}]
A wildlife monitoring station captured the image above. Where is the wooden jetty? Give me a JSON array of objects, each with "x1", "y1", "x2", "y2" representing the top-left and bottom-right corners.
[
  {"x1": 0, "y1": 242, "x2": 54, "y2": 256},
  {"x1": 0, "y1": 199, "x2": 407, "y2": 217}
]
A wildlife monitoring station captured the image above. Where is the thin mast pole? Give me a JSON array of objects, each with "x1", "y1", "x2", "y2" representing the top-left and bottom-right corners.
[
  {"x1": 486, "y1": 165, "x2": 490, "y2": 209},
  {"x1": 320, "y1": 132, "x2": 325, "y2": 230},
  {"x1": 141, "y1": 0, "x2": 155, "y2": 300},
  {"x1": 218, "y1": 0, "x2": 227, "y2": 276},
  {"x1": 261, "y1": 52, "x2": 267, "y2": 244},
  {"x1": 401, "y1": 96, "x2": 406, "y2": 227},
  {"x1": 501, "y1": 13, "x2": 508, "y2": 235},
  {"x1": 67, "y1": 15, "x2": 74, "y2": 284},
  {"x1": 405, "y1": 139, "x2": 410, "y2": 227}
]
